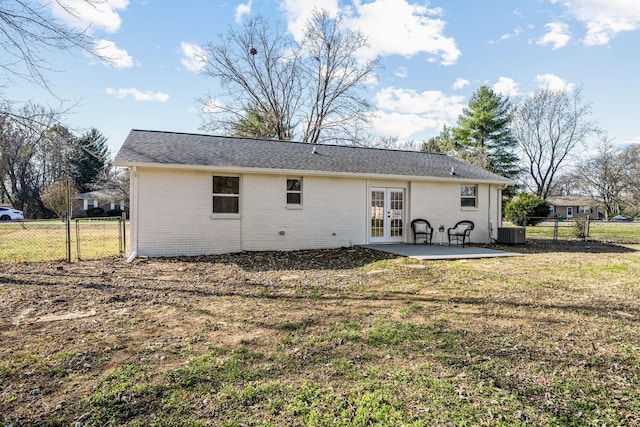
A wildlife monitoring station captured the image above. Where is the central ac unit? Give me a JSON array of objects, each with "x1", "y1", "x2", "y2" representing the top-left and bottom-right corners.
[{"x1": 497, "y1": 227, "x2": 526, "y2": 244}]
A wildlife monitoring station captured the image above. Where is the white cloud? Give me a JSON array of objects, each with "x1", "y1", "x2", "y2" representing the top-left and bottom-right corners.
[
  {"x1": 235, "y1": 0, "x2": 252, "y2": 23},
  {"x1": 490, "y1": 26, "x2": 523, "y2": 44},
  {"x1": 372, "y1": 111, "x2": 442, "y2": 139},
  {"x1": 372, "y1": 86, "x2": 465, "y2": 138},
  {"x1": 51, "y1": 0, "x2": 128, "y2": 33},
  {"x1": 348, "y1": 0, "x2": 460, "y2": 65},
  {"x1": 537, "y1": 22, "x2": 571, "y2": 49},
  {"x1": 282, "y1": 0, "x2": 460, "y2": 65},
  {"x1": 560, "y1": 0, "x2": 640, "y2": 46},
  {"x1": 493, "y1": 77, "x2": 520, "y2": 96},
  {"x1": 452, "y1": 78, "x2": 469, "y2": 90},
  {"x1": 180, "y1": 42, "x2": 207, "y2": 73},
  {"x1": 105, "y1": 88, "x2": 169, "y2": 102},
  {"x1": 535, "y1": 73, "x2": 575, "y2": 92},
  {"x1": 94, "y1": 39, "x2": 133, "y2": 69},
  {"x1": 394, "y1": 67, "x2": 408, "y2": 78},
  {"x1": 283, "y1": 0, "x2": 340, "y2": 39}
]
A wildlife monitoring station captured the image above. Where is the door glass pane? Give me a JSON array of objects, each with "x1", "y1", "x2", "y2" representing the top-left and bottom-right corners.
[
  {"x1": 390, "y1": 191, "x2": 404, "y2": 237},
  {"x1": 371, "y1": 190, "x2": 384, "y2": 237}
]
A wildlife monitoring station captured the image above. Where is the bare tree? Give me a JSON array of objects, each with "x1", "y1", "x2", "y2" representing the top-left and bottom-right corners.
[
  {"x1": 41, "y1": 179, "x2": 77, "y2": 218},
  {"x1": 298, "y1": 9, "x2": 378, "y2": 144},
  {"x1": 547, "y1": 171, "x2": 583, "y2": 196},
  {"x1": 0, "y1": 102, "x2": 69, "y2": 217},
  {"x1": 575, "y1": 138, "x2": 629, "y2": 218},
  {"x1": 0, "y1": 0, "x2": 103, "y2": 92},
  {"x1": 511, "y1": 86, "x2": 599, "y2": 199},
  {"x1": 622, "y1": 144, "x2": 640, "y2": 215},
  {"x1": 199, "y1": 9, "x2": 379, "y2": 144}
]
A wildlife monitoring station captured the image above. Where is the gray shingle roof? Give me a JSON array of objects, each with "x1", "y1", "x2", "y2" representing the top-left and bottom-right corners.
[{"x1": 114, "y1": 130, "x2": 512, "y2": 184}]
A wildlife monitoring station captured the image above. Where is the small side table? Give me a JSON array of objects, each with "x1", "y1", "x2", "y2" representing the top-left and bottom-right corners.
[{"x1": 436, "y1": 229, "x2": 445, "y2": 245}]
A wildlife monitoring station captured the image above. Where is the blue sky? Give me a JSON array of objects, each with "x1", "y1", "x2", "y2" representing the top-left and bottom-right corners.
[{"x1": 5, "y1": 0, "x2": 640, "y2": 158}]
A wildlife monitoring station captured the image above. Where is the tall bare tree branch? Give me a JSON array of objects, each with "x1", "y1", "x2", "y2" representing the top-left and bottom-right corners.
[
  {"x1": 199, "y1": 9, "x2": 379, "y2": 144},
  {"x1": 511, "y1": 86, "x2": 599, "y2": 199},
  {"x1": 0, "y1": 0, "x2": 102, "y2": 93}
]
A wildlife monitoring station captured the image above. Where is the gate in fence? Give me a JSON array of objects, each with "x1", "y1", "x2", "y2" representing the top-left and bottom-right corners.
[
  {"x1": 0, "y1": 215, "x2": 127, "y2": 263},
  {"x1": 524, "y1": 216, "x2": 591, "y2": 242},
  {"x1": 73, "y1": 215, "x2": 127, "y2": 261}
]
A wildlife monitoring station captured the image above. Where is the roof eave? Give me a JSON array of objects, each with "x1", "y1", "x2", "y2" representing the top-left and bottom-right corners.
[{"x1": 114, "y1": 161, "x2": 514, "y2": 186}]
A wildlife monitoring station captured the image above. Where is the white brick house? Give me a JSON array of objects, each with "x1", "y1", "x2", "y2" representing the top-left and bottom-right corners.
[{"x1": 114, "y1": 130, "x2": 513, "y2": 257}]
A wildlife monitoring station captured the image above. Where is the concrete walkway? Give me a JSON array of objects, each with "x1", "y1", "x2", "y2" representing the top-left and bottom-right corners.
[{"x1": 362, "y1": 243, "x2": 522, "y2": 260}]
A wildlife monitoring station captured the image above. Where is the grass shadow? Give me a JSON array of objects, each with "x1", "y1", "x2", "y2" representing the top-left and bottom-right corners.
[{"x1": 490, "y1": 238, "x2": 638, "y2": 254}]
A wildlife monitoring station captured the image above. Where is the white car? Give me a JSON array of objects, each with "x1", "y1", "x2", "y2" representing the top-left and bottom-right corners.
[{"x1": 0, "y1": 207, "x2": 24, "y2": 221}]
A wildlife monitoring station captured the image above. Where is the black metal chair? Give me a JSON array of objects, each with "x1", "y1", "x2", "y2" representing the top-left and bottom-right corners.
[
  {"x1": 411, "y1": 219, "x2": 433, "y2": 245},
  {"x1": 448, "y1": 220, "x2": 474, "y2": 247}
]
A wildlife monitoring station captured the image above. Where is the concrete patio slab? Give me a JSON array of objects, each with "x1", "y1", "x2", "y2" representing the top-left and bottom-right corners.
[{"x1": 362, "y1": 243, "x2": 522, "y2": 260}]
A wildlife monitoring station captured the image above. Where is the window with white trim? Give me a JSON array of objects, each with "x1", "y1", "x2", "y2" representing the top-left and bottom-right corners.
[
  {"x1": 286, "y1": 178, "x2": 302, "y2": 205},
  {"x1": 460, "y1": 185, "x2": 477, "y2": 208},
  {"x1": 83, "y1": 199, "x2": 98, "y2": 210},
  {"x1": 213, "y1": 176, "x2": 240, "y2": 214},
  {"x1": 110, "y1": 201, "x2": 125, "y2": 210}
]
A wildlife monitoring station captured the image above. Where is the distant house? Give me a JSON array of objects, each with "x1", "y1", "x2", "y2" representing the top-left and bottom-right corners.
[
  {"x1": 74, "y1": 189, "x2": 128, "y2": 218},
  {"x1": 547, "y1": 196, "x2": 602, "y2": 219},
  {"x1": 114, "y1": 130, "x2": 514, "y2": 258}
]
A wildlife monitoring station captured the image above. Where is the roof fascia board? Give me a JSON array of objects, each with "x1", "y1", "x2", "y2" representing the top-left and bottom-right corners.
[{"x1": 114, "y1": 161, "x2": 514, "y2": 186}]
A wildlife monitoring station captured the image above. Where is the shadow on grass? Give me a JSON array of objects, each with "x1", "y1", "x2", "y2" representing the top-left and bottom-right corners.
[{"x1": 490, "y1": 238, "x2": 638, "y2": 254}]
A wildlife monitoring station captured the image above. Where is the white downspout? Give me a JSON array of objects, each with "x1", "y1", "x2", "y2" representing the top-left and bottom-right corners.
[
  {"x1": 126, "y1": 165, "x2": 139, "y2": 262},
  {"x1": 488, "y1": 185, "x2": 493, "y2": 242}
]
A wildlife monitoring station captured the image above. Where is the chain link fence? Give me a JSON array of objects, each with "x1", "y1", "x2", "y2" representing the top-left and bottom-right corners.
[
  {"x1": 519, "y1": 217, "x2": 640, "y2": 244},
  {"x1": 0, "y1": 216, "x2": 127, "y2": 263}
]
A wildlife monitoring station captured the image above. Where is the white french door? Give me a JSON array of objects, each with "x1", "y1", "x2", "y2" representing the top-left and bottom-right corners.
[{"x1": 370, "y1": 187, "x2": 405, "y2": 243}]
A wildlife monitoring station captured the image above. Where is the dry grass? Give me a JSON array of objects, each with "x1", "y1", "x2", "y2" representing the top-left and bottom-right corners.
[{"x1": 1, "y1": 242, "x2": 639, "y2": 426}]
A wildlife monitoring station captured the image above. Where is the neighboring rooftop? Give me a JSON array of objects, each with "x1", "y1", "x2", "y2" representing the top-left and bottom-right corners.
[
  {"x1": 76, "y1": 189, "x2": 124, "y2": 200},
  {"x1": 547, "y1": 196, "x2": 600, "y2": 206},
  {"x1": 114, "y1": 129, "x2": 513, "y2": 184}
]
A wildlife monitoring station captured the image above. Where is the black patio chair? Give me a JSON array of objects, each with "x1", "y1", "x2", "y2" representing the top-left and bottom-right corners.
[
  {"x1": 411, "y1": 219, "x2": 433, "y2": 245},
  {"x1": 447, "y1": 220, "x2": 474, "y2": 247}
]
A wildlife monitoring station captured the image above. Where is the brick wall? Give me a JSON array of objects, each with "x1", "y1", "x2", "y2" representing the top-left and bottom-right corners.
[
  {"x1": 408, "y1": 181, "x2": 501, "y2": 243},
  {"x1": 131, "y1": 168, "x2": 501, "y2": 256},
  {"x1": 133, "y1": 168, "x2": 367, "y2": 256}
]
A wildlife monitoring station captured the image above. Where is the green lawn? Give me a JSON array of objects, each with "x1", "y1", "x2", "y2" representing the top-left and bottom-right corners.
[
  {"x1": 522, "y1": 221, "x2": 640, "y2": 243},
  {"x1": 1, "y1": 245, "x2": 639, "y2": 425},
  {"x1": 0, "y1": 220, "x2": 126, "y2": 262}
]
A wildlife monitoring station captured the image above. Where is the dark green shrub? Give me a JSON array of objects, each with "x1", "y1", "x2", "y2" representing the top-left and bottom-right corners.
[
  {"x1": 504, "y1": 193, "x2": 550, "y2": 226},
  {"x1": 106, "y1": 208, "x2": 124, "y2": 217},
  {"x1": 86, "y1": 207, "x2": 105, "y2": 217}
]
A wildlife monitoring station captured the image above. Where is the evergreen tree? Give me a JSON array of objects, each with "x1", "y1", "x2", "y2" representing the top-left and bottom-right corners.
[
  {"x1": 452, "y1": 86, "x2": 520, "y2": 180},
  {"x1": 420, "y1": 125, "x2": 454, "y2": 153},
  {"x1": 231, "y1": 108, "x2": 279, "y2": 139},
  {"x1": 70, "y1": 128, "x2": 110, "y2": 193}
]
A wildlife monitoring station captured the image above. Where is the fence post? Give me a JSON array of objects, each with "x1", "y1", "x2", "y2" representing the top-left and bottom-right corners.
[
  {"x1": 66, "y1": 179, "x2": 72, "y2": 263},
  {"x1": 119, "y1": 213, "x2": 127, "y2": 257},
  {"x1": 553, "y1": 218, "x2": 558, "y2": 242},
  {"x1": 585, "y1": 215, "x2": 590, "y2": 241},
  {"x1": 75, "y1": 219, "x2": 81, "y2": 261}
]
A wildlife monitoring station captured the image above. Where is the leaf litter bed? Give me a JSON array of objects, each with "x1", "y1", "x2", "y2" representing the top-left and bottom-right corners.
[{"x1": 1, "y1": 242, "x2": 639, "y2": 426}]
